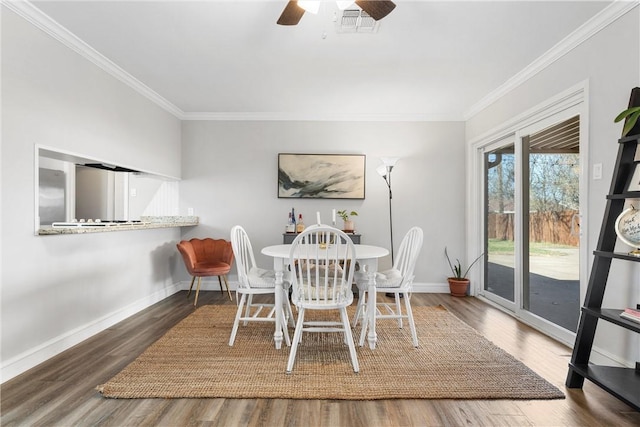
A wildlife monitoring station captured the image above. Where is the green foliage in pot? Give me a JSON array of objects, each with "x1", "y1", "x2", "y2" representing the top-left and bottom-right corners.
[
  {"x1": 337, "y1": 210, "x2": 358, "y2": 221},
  {"x1": 614, "y1": 106, "x2": 640, "y2": 137},
  {"x1": 445, "y1": 247, "x2": 484, "y2": 279}
]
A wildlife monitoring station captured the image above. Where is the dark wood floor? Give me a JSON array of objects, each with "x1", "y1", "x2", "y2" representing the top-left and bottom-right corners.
[{"x1": 2, "y1": 291, "x2": 639, "y2": 426}]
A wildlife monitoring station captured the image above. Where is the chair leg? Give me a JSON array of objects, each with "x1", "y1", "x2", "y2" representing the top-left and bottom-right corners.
[
  {"x1": 243, "y1": 295, "x2": 253, "y2": 326},
  {"x1": 340, "y1": 307, "x2": 359, "y2": 373},
  {"x1": 358, "y1": 309, "x2": 369, "y2": 347},
  {"x1": 222, "y1": 275, "x2": 232, "y2": 300},
  {"x1": 194, "y1": 277, "x2": 202, "y2": 307},
  {"x1": 187, "y1": 276, "x2": 196, "y2": 298},
  {"x1": 284, "y1": 288, "x2": 296, "y2": 327},
  {"x1": 352, "y1": 288, "x2": 366, "y2": 327},
  {"x1": 395, "y1": 291, "x2": 403, "y2": 329},
  {"x1": 404, "y1": 294, "x2": 418, "y2": 347},
  {"x1": 229, "y1": 293, "x2": 247, "y2": 346},
  {"x1": 286, "y1": 308, "x2": 306, "y2": 374},
  {"x1": 217, "y1": 276, "x2": 224, "y2": 295},
  {"x1": 281, "y1": 307, "x2": 292, "y2": 347}
]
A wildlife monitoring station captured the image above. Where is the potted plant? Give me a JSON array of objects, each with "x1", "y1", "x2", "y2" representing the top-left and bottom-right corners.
[
  {"x1": 444, "y1": 247, "x2": 484, "y2": 297},
  {"x1": 337, "y1": 210, "x2": 358, "y2": 232}
]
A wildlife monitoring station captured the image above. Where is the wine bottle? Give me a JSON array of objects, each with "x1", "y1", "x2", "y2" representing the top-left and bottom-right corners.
[
  {"x1": 286, "y1": 212, "x2": 295, "y2": 233},
  {"x1": 296, "y1": 214, "x2": 305, "y2": 233}
]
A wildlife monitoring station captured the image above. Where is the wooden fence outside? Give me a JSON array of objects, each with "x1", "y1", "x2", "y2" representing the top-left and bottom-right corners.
[{"x1": 487, "y1": 210, "x2": 579, "y2": 246}]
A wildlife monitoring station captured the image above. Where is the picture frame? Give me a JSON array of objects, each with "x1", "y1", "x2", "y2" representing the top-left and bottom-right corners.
[
  {"x1": 278, "y1": 153, "x2": 366, "y2": 199},
  {"x1": 628, "y1": 163, "x2": 640, "y2": 192}
]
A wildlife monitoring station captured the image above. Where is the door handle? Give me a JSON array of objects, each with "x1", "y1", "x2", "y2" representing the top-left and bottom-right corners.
[{"x1": 570, "y1": 212, "x2": 581, "y2": 237}]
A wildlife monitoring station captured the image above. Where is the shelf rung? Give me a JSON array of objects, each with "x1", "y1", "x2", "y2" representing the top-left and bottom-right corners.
[
  {"x1": 593, "y1": 251, "x2": 640, "y2": 262},
  {"x1": 569, "y1": 364, "x2": 640, "y2": 411},
  {"x1": 607, "y1": 192, "x2": 640, "y2": 199},
  {"x1": 581, "y1": 307, "x2": 640, "y2": 333}
]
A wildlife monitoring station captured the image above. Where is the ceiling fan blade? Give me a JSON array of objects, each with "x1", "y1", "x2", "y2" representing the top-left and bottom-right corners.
[
  {"x1": 355, "y1": 0, "x2": 396, "y2": 21},
  {"x1": 277, "y1": 1, "x2": 305, "y2": 26}
]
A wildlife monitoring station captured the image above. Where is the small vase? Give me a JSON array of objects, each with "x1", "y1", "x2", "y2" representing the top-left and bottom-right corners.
[{"x1": 447, "y1": 278, "x2": 469, "y2": 297}]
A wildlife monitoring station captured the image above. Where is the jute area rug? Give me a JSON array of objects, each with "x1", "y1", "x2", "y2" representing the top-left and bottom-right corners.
[{"x1": 97, "y1": 305, "x2": 564, "y2": 400}]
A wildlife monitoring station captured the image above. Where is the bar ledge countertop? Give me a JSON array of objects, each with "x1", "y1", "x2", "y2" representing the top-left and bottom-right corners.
[{"x1": 38, "y1": 216, "x2": 199, "y2": 235}]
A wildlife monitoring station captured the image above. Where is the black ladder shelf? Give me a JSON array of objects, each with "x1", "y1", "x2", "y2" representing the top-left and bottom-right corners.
[{"x1": 565, "y1": 134, "x2": 640, "y2": 411}]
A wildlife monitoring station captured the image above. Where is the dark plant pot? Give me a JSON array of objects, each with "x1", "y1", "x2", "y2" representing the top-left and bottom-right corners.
[{"x1": 447, "y1": 278, "x2": 469, "y2": 297}]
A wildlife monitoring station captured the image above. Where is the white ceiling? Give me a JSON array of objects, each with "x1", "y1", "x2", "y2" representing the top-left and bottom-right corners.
[{"x1": 26, "y1": 0, "x2": 612, "y2": 120}]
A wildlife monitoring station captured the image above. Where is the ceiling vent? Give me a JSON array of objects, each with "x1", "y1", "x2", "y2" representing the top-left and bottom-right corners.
[{"x1": 336, "y1": 9, "x2": 379, "y2": 33}]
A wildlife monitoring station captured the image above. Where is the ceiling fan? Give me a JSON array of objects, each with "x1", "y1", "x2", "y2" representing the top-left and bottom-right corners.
[{"x1": 277, "y1": 0, "x2": 396, "y2": 26}]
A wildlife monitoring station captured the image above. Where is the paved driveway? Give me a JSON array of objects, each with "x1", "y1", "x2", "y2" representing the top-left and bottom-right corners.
[{"x1": 485, "y1": 249, "x2": 580, "y2": 332}]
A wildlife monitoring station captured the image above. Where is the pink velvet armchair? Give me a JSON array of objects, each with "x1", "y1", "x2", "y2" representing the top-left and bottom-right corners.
[{"x1": 177, "y1": 238, "x2": 234, "y2": 306}]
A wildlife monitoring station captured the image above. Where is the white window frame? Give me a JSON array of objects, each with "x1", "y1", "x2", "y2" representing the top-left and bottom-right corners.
[{"x1": 467, "y1": 81, "x2": 589, "y2": 346}]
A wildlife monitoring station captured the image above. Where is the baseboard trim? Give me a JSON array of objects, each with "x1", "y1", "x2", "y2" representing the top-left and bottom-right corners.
[
  {"x1": 589, "y1": 343, "x2": 634, "y2": 369},
  {"x1": 1, "y1": 283, "x2": 182, "y2": 384},
  {"x1": 412, "y1": 282, "x2": 450, "y2": 294},
  {"x1": 476, "y1": 295, "x2": 634, "y2": 369}
]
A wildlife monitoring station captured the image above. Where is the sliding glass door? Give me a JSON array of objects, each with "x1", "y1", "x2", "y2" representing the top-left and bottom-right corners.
[
  {"x1": 481, "y1": 114, "x2": 582, "y2": 338},
  {"x1": 522, "y1": 117, "x2": 581, "y2": 333},
  {"x1": 484, "y1": 140, "x2": 516, "y2": 309}
]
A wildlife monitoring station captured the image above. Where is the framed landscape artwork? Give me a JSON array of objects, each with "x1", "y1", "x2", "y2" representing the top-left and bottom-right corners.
[{"x1": 278, "y1": 154, "x2": 366, "y2": 199}]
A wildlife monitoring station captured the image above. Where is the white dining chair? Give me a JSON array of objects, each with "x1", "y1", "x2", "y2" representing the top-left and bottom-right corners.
[
  {"x1": 353, "y1": 226, "x2": 424, "y2": 348},
  {"x1": 286, "y1": 225, "x2": 359, "y2": 373},
  {"x1": 228, "y1": 225, "x2": 294, "y2": 346}
]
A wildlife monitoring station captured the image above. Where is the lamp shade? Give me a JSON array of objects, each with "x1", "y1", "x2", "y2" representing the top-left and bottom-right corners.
[
  {"x1": 381, "y1": 157, "x2": 400, "y2": 168},
  {"x1": 376, "y1": 164, "x2": 388, "y2": 177}
]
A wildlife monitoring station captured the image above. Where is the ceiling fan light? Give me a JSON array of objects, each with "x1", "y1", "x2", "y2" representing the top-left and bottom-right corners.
[
  {"x1": 297, "y1": 1, "x2": 320, "y2": 14},
  {"x1": 336, "y1": 1, "x2": 354, "y2": 10}
]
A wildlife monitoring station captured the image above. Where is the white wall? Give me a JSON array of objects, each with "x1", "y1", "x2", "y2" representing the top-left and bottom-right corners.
[
  {"x1": 466, "y1": 8, "x2": 640, "y2": 366},
  {"x1": 179, "y1": 120, "x2": 466, "y2": 287},
  {"x1": 1, "y1": 8, "x2": 183, "y2": 381}
]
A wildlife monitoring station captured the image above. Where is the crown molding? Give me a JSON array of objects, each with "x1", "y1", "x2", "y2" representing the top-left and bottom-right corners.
[
  {"x1": 468, "y1": 80, "x2": 587, "y2": 146},
  {"x1": 463, "y1": 0, "x2": 639, "y2": 120},
  {"x1": 3, "y1": 0, "x2": 455, "y2": 123},
  {"x1": 7, "y1": 0, "x2": 632, "y2": 123},
  {"x1": 181, "y1": 111, "x2": 462, "y2": 122},
  {"x1": 2, "y1": 0, "x2": 185, "y2": 118}
]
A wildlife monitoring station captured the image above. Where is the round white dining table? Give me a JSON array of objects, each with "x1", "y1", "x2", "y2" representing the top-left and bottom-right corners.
[{"x1": 261, "y1": 243, "x2": 389, "y2": 350}]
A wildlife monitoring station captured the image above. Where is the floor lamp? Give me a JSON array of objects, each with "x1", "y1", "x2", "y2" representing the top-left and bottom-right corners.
[{"x1": 376, "y1": 157, "x2": 400, "y2": 264}]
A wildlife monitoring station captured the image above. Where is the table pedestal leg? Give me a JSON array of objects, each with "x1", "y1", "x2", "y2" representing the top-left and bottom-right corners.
[
  {"x1": 273, "y1": 260, "x2": 284, "y2": 350},
  {"x1": 362, "y1": 259, "x2": 378, "y2": 350}
]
